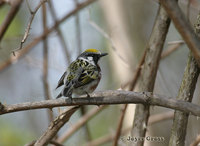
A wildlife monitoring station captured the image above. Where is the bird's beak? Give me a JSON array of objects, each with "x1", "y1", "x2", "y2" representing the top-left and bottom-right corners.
[{"x1": 100, "y1": 53, "x2": 108, "y2": 57}]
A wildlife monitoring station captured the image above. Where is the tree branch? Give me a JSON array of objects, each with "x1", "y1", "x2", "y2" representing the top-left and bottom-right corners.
[
  {"x1": 169, "y1": 12, "x2": 200, "y2": 146},
  {"x1": 33, "y1": 106, "x2": 79, "y2": 146},
  {"x1": 1, "y1": 90, "x2": 200, "y2": 117},
  {"x1": 161, "y1": 41, "x2": 184, "y2": 59},
  {"x1": 12, "y1": 0, "x2": 48, "y2": 54},
  {"x1": 131, "y1": 5, "x2": 170, "y2": 145},
  {"x1": 160, "y1": 0, "x2": 200, "y2": 67}
]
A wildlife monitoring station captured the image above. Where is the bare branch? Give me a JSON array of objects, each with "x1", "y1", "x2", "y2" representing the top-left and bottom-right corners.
[
  {"x1": 12, "y1": 0, "x2": 48, "y2": 54},
  {"x1": 113, "y1": 104, "x2": 128, "y2": 146},
  {"x1": 0, "y1": 0, "x2": 22, "y2": 42},
  {"x1": 1, "y1": 90, "x2": 200, "y2": 117},
  {"x1": 161, "y1": 41, "x2": 184, "y2": 59},
  {"x1": 128, "y1": 50, "x2": 146, "y2": 91},
  {"x1": 57, "y1": 105, "x2": 107, "y2": 143},
  {"x1": 160, "y1": 0, "x2": 200, "y2": 67},
  {"x1": 169, "y1": 12, "x2": 200, "y2": 146},
  {"x1": 34, "y1": 106, "x2": 79, "y2": 146},
  {"x1": 131, "y1": 5, "x2": 170, "y2": 145}
]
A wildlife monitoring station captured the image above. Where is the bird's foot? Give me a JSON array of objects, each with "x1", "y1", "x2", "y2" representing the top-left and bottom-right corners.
[
  {"x1": 85, "y1": 92, "x2": 90, "y2": 98},
  {"x1": 65, "y1": 96, "x2": 72, "y2": 104}
]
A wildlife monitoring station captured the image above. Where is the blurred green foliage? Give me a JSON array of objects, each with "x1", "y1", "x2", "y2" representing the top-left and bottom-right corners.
[
  {"x1": 0, "y1": 120, "x2": 34, "y2": 146},
  {"x1": 0, "y1": 5, "x2": 23, "y2": 38},
  {"x1": 0, "y1": 5, "x2": 23, "y2": 63}
]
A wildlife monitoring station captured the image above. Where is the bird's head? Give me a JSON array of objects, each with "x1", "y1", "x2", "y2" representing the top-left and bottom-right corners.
[{"x1": 78, "y1": 49, "x2": 108, "y2": 64}]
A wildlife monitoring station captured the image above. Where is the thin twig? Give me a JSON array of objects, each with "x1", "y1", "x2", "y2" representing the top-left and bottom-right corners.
[
  {"x1": 122, "y1": 42, "x2": 182, "y2": 89},
  {"x1": 12, "y1": 0, "x2": 48, "y2": 54},
  {"x1": 129, "y1": 50, "x2": 146, "y2": 91},
  {"x1": 113, "y1": 104, "x2": 128, "y2": 146},
  {"x1": 161, "y1": 41, "x2": 184, "y2": 59},
  {"x1": 0, "y1": 0, "x2": 98, "y2": 72},
  {"x1": 1, "y1": 90, "x2": 200, "y2": 117},
  {"x1": 34, "y1": 106, "x2": 80, "y2": 146},
  {"x1": 0, "y1": 0, "x2": 22, "y2": 42},
  {"x1": 167, "y1": 40, "x2": 184, "y2": 45},
  {"x1": 56, "y1": 105, "x2": 107, "y2": 143}
]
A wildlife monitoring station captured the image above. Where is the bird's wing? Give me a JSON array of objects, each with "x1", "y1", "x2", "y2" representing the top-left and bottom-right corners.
[
  {"x1": 74, "y1": 63, "x2": 99, "y2": 88},
  {"x1": 61, "y1": 60, "x2": 84, "y2": 97},
  {"x1": 55, "y1": 71, "x2": 67, "y2": 89},
  {"x1": 59, "y1": 60, "x2": 99, "y2": 97}
]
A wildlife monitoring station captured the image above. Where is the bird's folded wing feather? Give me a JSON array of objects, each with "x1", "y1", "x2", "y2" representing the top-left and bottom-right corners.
[
  {"x1": 55, "y1": 71, "x2": 67, "y2": 89},
  {"x1": 74, "y1": 64, "x2": 99, "y2": 88}
]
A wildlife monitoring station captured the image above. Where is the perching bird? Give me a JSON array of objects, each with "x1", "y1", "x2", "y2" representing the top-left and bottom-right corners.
[{"x1": 56, "y1": 49, "x2": 108, "y2": 99}]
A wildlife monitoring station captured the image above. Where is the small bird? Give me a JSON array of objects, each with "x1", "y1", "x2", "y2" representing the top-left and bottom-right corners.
[{"x1": 56, "y1": 49, "x2": 108, "y2": 99}]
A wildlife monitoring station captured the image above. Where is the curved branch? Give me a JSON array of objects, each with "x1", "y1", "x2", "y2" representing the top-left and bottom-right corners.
[{"x1": 0, "y1": 90, "x2": 200, "y2": 117}]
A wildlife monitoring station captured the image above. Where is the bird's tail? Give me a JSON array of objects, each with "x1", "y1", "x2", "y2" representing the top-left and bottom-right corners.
[
  {"x1": 56, "y1": 93, "x2": 62, "y2": 99},
  {"x1": 56, "y1": 86, "x2": 73, "y2": 99},
  {"x1": 63, "y1": 86, "x2": 72, "y2": 98}
]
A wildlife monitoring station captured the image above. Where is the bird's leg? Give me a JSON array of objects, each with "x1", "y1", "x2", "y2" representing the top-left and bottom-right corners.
[
  {"x1": 65, "y1": 96, "x2": 72, "y2": 104},
  {"x1": 85, "y1": 92, "x2": 90, "y2": 98},
  {"x1": 65, "y1": 91, "x2": 72, "y2": 104}
]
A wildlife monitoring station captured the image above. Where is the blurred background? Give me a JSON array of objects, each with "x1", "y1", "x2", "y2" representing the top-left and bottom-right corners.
[{"x1": 0, "y1": 0, "x2": 200, "y2": 146}]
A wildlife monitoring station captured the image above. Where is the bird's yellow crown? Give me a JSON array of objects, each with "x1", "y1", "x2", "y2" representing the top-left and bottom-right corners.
[{"x1": 84, "y1": 49, "x2": 100, "y2": 53}]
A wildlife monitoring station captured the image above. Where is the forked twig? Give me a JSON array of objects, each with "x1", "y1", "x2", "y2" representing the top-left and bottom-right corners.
[{"x1": 12, "y1": 0, "x2": 48, "y2": 55}]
